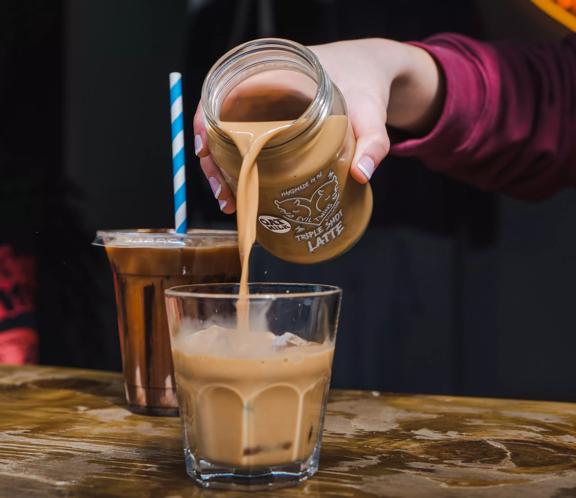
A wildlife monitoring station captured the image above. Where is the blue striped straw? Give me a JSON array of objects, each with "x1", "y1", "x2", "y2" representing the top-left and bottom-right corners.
[{"x1": 169, "y1": 72, "x2": 187, "y2": 234}]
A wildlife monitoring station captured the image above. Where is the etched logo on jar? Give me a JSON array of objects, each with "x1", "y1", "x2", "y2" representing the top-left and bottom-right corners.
[
  {"x1": 258, "y1": 215, "x2": 292, "y2": 233},
  {"x1": 274, "y1": 171, "x2": 340, "y2": 227}
]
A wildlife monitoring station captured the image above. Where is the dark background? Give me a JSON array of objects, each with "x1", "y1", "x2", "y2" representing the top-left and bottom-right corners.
[{"x1": 1, "y1": 0, "x2": 575, "y2": 401}]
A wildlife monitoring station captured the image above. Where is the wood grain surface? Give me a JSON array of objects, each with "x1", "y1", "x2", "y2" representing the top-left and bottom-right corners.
[{"x1": 2, "y1": 365, "x2": 576, "y2": 497}]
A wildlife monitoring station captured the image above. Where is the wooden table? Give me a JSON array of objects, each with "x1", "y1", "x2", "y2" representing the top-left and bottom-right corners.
[{"x1": 2, "y1": 365, "x2": 576, "y2": 498}]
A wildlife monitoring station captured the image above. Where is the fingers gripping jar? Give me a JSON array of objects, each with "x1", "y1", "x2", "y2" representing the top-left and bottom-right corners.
[{"x1": 202, "y1": 38, "x2": 373, "y2": 264}]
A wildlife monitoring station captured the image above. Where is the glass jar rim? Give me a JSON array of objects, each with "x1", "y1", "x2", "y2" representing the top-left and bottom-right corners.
[
  {"x1": 201, "y1": 38, "x2": 332, "y2": 148},
  {"x1": 165, "y1": 282, "x2": 342, "y2": 299}
]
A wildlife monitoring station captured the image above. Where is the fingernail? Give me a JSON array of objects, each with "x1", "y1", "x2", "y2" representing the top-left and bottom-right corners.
[
  {"x1": 357, "y1": 156, "x2": 375, "y2": 180},
  {"x1": 218, "y1": 199, "x2": 228, "y2": 211},
  {"x1": 208, "y1": 177, "x2": 222, "y2": 199},
  {"x1": 194, "y1": 135, "x2": 203, "y2": 156}
]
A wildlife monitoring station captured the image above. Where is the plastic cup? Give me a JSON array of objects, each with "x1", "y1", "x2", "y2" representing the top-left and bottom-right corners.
[{"x1": 93, "y1": 229, "x2": 240, "y2": 416}]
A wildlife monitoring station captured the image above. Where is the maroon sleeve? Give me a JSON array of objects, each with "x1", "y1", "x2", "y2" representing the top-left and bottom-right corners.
[{"x1": 390, "y1": 33, "x2": 576, "y2": 200}]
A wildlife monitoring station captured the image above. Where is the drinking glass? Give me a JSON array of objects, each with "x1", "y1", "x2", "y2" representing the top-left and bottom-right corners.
[{"x1": 165, "y1": 283, "x2": 341, "y2": 489}]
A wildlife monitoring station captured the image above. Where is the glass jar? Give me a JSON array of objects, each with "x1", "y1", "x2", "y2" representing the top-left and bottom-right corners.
[{"x1": 202, "y1": 38, "x2": 373, "y2": 264}]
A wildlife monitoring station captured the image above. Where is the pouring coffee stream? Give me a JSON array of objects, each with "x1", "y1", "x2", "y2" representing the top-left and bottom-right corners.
[{"x1": 220, "y1": 120, "x2": 294, "y2": 330}]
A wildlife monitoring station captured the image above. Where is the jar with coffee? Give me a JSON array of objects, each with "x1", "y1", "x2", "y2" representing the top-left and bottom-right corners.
[{"x1": 202, "y1": 38, "x2": 373, "y2": 264}]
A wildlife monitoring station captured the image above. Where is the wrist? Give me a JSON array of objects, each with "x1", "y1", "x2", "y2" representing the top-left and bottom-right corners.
[{"x1": 387, "y1": 42, "x2": 445, "y2": 134}]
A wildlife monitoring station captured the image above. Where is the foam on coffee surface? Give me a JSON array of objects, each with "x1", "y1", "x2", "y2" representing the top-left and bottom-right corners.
[{"x1": 173, "y1": 325, "x2": 329, "y2": 358}]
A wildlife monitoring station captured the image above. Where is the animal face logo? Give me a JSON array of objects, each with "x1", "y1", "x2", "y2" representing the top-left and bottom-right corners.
[{"x1": 274, "y1": 173, "x2": 340, "y2": 226}]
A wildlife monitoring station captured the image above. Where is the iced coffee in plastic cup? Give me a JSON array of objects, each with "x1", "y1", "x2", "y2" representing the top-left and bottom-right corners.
[
  {"x1": 94, "y1": 229, "x2": 240, "y2": 416},
  {"x1": 165, "y1": 283, "x2": 341, "y2": 489}
]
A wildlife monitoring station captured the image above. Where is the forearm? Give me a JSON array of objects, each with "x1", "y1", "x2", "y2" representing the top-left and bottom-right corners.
[{"x1": 391, "y1": 33, "x2": 576, "y2": 200}]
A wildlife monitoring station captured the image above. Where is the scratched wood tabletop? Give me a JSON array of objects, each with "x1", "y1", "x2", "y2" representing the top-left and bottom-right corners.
[{"x1": 2, "y1": 365, "x2": 576, "y2": 498}]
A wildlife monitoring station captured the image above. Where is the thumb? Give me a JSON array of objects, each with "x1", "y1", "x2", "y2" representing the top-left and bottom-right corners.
[{"x1": 348, "y1": 100, "x2": 390, "y2": 184}]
